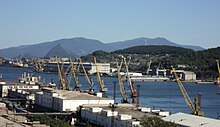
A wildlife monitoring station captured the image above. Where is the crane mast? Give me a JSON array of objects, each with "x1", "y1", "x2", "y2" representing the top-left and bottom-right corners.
[
  {"x1": 122, "y1": 56, "x2": 137, "y2": 103},
  {"x1": 79, "y1": 58, "x2": 93, "y2": 91},
  {"x1": 147, "y1": 59, "x2": 152, "y2": 75},
  {"x1": 172, "y1": 67, "x2": 203, "y2": 116},
  {"x1": 217, "y1": 60, "x2": 220, "y2": 80},
  {"x1": 123, "y1": 56, "x2": 134, "y2": 94},
  {"x1": 214, "y1": 60, "x2": 220, "y2": 85},
  {"x1": 70, "y1": 59, "x2": 81, "y2": 91},
  {"x1": 56, "y1": 57, "x2": 65, "y2": 89},
  {"x1": 94, "y1": 57, "x2": 107, "y2": 94},
  {"x1": 116, "y1": 59, "x2": 128, "y2": 103}
]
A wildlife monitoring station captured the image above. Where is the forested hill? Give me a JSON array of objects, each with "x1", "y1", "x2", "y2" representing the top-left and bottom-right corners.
[
  {"x1": 114, "y1": 45, "x2": 194, "y2": 55},
  {"x1": 82, "y1": 46, "x2": 220, "y2": 80}
]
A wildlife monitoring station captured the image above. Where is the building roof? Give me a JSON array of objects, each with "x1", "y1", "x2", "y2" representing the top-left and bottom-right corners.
[
  {"x1": 163, "y1": 112, "x2": 220, "y2": 127},
  {"x1": 0, "y1": 80, "x2": 38, "y2": 86},
  {"x1": 183, "y1": 71, "x2": 195, "y2": 75},
  {"x1": 56, "y1": 91, "x2": 112, "y2": 100}
]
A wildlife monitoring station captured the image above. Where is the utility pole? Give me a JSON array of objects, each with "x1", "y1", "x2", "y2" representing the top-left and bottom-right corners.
[
  {"x1": 113, "y1": 81, "x2": 116, "y2": 104},
  {"x1": 136, "y1": 84, "x2": 140, "y2": 107}
]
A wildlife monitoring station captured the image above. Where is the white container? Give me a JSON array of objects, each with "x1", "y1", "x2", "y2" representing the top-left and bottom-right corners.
[
  {"x1": 126, "y1": 120, "x2": 140, "y2": 127},
  {"x1": 152, "y1": 109, "x2": 160, "y2": 114},
  {"x1": 90, "y1": 107, "x2": 102, "y2": 113},
  {"x1": 101, "y1": 110, "x2": 118, "y2": 117},
  {"x1": 0, "y1": 102, "x2": 6, "y2": 108},
  {"x1": 159, "y1": 111, "x2": 170, "y2": 117},
  {"x1": 96, "y1": 92, "x2": 102, "y2": 97},
  {"x1": 140, "y1": 107, "x2": 151, "y2": 113},
  {"x1": 118, "y1": 114, "x2": 132, "y2": 120},
  {"x1": 0, "y1": 82, "x2": 6, "y2": 84}
]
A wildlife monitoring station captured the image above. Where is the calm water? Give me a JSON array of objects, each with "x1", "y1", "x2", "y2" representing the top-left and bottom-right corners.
[{"x1": 0, "y1": 66, "x2": 220, "y2": 119}]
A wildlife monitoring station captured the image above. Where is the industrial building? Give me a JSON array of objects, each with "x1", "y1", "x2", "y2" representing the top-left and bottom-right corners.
[
  {"x1": 171, "y1": 70, "x2": 196, "y2": 81},
  {"x1": 8, "y1": 89, "x2": 41, "y2": 105},
  {"x1": 79, "y1": 104, "x2": 170, "y2": 127},
  {"x1": 35, "y1": 88, "x2": 114, "y2": 112},
  {"x1": 0, "y1": 80, "x2": 39, "y2": 97},
  {"x1": 163, "y1": 112, "x2": 220, "y2": 127}
]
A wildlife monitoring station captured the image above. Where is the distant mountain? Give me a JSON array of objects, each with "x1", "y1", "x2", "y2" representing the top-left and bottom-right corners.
[
  {"x1": 13, "y1": 53, "x2": 37, "y2": 59},
  {"x1": 0, "y1": 37, "x2": 112, "y2": 58},
  {"x1": 0, "y1": 37, "x2": 205, "y2": 58},
  {"x1": 45, "y1": 44, "x2": 77, "y2": 58},
  {"x1": 107, "y1": 37, "x2": 204, "y2": 51}
]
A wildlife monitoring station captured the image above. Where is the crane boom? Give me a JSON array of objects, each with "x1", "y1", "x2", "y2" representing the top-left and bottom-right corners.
[
  {"x1": 217, "y1": 60, "x2": 220, "y2": 79},
  {"x1": 79, "y1": 58, "x2": 93, "y2": 89},
  {"x1": 94, "y1": 57, "x2": 106, "y2": 92},
  {"x1": 123, "y1": 57, "x2": 134, "y2": 94},
  {"x1": 70, "y1": 59, "x2": 80, "y2": 91},
  {"x1": 116, "y1": 59, "x2": 128, "y2": 103},
  {"x1": 147, "y1": 59, "x2": 152, "y2": 75},
  {"x1": 56, "y1": 57, "x2": 65, "y2": 89},
  {"x1": 172, "y1": 67, "x2": 195, "y2": 112}
]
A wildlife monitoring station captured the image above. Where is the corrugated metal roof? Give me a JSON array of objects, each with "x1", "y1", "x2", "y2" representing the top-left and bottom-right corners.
[
  {"x1": 57, "y1": 91, "x2": 112, "y2": 100},
  {"x1": 163, "y1": 112, "x2": 220, "y2": 127}
]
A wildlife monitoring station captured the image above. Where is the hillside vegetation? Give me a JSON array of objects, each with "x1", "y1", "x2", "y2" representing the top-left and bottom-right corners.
[{"x1": 82, "y1": 45, "x2": 220, "y2": 80}]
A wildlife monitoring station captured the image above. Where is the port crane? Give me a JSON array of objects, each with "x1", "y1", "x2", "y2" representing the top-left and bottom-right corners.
[
  {"x1": 122, "y1": 56, "x2": 138, "y2": 103},
  {"x1": 116, "y1": 59, "x2": 128, "y2": 103},
  {"x1": 172, "y1": 67, "x2": 204, "y2": 116},
  {"x1": 70, "y1": 59, "x2": 81, "y2": 91},
  {"x1": 94, "y1": 57, "x2": 107, "y2": 97},
  {"x1": 214, "y1": 60, "x2": 220, "y2": 85},
  {"x1": 146, "y1": 59, "x2": 152, "y2": 75},
  {"x1": 56, "y1": 57, "x2": 71, "y2": 90},
  {"x1": 79, "y1": 58, "x2": 94, "y2": 91}
]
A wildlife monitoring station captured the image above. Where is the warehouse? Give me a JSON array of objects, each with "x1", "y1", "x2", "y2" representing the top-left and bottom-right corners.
[
  {"x1": 0, "y1": 80, "x2": 39, "y2": 97},
  {"x1": 35, "y1": 88, "x2": 114, "y2": 112},
  {"x1": 163, "y1": 112, "x2": 220, "y2": 127}
]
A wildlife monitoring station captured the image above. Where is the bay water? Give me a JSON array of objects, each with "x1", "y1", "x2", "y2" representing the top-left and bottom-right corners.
[{"x1": 0, "y1": 66, "x2": 220, "y2": 119}]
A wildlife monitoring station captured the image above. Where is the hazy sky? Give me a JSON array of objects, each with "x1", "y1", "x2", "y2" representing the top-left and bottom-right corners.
[{"x1": 0, "y1": 0, "x2": 220, "y2": 49}]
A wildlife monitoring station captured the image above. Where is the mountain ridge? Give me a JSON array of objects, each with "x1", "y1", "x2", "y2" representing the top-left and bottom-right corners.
[{"x1": 0, "y1": 37, "x2": 205, "y2": 58}]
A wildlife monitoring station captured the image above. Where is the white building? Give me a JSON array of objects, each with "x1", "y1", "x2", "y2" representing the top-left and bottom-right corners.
[
  {"x1": 87, "y1": 63, "x2": 110, "y2": 75},
  {"x1": 163, "y1": 112, "x2": 220, "y2": 127},
  {"x1": 0, "y1": 80, "x2": 39, "y2": 97},
  {"x1": 171, "y1": 70, "x2": 196, "y2": 81},
  {"x1": 35, "y1": 88, "x2": 114, "y2": 112},
  {"x1": 8, "y1": 89, "x2": 41, "y2": 104},
  {"x1": 81, "y1": 107, "x2": 140, "y2": 127},
  {"x1": 182, "y1": 71, "x2": 196, "y2": 81}
]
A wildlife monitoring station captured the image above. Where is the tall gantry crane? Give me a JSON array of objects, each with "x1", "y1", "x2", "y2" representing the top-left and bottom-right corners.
[
  {"x1": 214, "y1": 60, "x2": 220, "y2": 85},
  {"x1": 122, "y1": 56, "x2": 137, "y2": 103},
  {"x1": 79, "y1": 58, "x2": 93, "y2": 91},
  {"x1": 94, "y1": 57, "x2": 107, "y2": 97},
  {"x1": 116, "y1": 59, "x2": 128, "y2": 103},
  {"x1": 146, "y1": 59, "x2": 152, "y2": 75},
  {"x1": 56, "y1": 57, "x2": 71, "y2": 90},
  {"x1": 172, "y1": 67, "x2": 204, "y2": 116},
  {"x1": 70, "y1": 59, "x2": 81, "y2": 91}
]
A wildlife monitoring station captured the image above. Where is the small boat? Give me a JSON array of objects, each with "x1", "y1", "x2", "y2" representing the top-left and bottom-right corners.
[{"x1": 214, "y1": 80, "x2": 220, "y2": 85}]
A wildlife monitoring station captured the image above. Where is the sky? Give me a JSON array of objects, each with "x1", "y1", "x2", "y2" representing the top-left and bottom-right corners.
[{"x1": 0, "y1": 0, "x2": 220, "y2": 49}]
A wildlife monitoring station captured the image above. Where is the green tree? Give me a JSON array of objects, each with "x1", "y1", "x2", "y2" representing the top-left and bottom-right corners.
[{"x1": 140, "y1": 116, "x2": 177, "y2": 127}]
